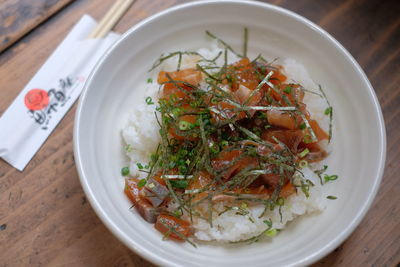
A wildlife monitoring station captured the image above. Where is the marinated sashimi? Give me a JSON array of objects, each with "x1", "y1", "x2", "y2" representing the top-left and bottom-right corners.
[{"x1": 121, "y1": 29, "x2": 338, "y2": 245}]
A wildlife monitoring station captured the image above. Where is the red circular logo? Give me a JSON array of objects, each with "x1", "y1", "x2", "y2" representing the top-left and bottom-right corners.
[{"x1": 24, "y1": 89, "x2": 49, "y2": 110}]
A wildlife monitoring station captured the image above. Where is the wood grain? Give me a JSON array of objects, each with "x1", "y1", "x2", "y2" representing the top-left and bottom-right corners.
[
  {"x1": 0, "y1": 0, "x2": 76, "y2": 53},
  {"x1": 0, "y1": 0, "x2": 399, "y2": 266}
]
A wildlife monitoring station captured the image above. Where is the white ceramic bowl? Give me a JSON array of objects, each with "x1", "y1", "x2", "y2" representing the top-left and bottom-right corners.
[{"x1": 74, "y1": 1, "x2": 386, "y2": 266}]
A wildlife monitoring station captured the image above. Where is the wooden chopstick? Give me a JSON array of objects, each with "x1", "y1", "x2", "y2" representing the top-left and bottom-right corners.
[
  {"x1": 88, "y1": 0, "x2": 125, "y2": 38},
  {"x1": 95, "y1": 0, "x2": 136, "y2": 38},
  {"x1": 88, "y1": 0, "x2": 136, "y2": 39}
]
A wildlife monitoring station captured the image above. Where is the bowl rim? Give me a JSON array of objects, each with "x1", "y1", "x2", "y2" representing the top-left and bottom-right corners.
[{"x1": 73, "y1": 0, "x2": 387, "y2": 266}]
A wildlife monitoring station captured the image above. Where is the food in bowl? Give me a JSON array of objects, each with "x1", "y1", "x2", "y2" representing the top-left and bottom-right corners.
[{"x1": 121, "y1": 30, "x2": 338, "y2": 245}]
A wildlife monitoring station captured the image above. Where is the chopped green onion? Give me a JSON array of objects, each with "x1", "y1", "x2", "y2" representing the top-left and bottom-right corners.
[
  {"x1": 252, "y1": 127, "x2": 261, "y2": 137},
  {"x1": 173, "y1": 210, "x2": 183, "y2": 217},
  {"x1": 171, "y1": 108, "x2": 182, "y2": 117},
  {"x1": 220, "y1": 140, "x2": 229, "y2": 147},
  {"x1": 265, "y1": 228, "x2": 278, "y2": 237},
  {"x1": 298, "y1": 160, "x2": 308, "y2": 168},
  {"x1": 327, "y1": 195, "x2": 337, "y2": 200},
  {"x1": 283, "y1": 86, "x2": 292, "y2": 94},
  {"x1": 324, "y1": 174, "x2": 338, "y2": 182},
  {"x1": 258, "y1": 112, "x2": 267, "y2": 119},
  {"x1": 145, "y1": 96, "x2": 154, "y2": 105},
  {"x1": 170, "y1": 180, "x2": 189, "y2": 189},
  {"x1": 179, "y1": 120, "x2": 192, "y2": 130},
  {"x1": 303, "y1": 135, "x2": 312, "y2": 144},
  {"x1": 148, "y1": 182, "x2": 155, "y2": 189},
  {"x1": 210, "y1": 144, "x2": 220, "y2": 154},
  {"x1": 299, "y1": 123, "x2": 306, "y2": 130},
  {"x1": 298, "y1": 148, "x2": 310, "y2": 158},
  {"x1": 147, "y1": 78, "x2": 153, "y2": 84},
  {"x1": 136, "y1": 163, "x2": 144, "y2": 170},
  {"x1": 324, "y1": 107, "x2": 332, "y2": 115},
  {"x1": 263, "y1": 219, "x2": 272, "y2": 228},
  {"x1": 178, "y1": 150, "x2": 188, "y2": 158},
  {"x1": 137, "y1": 179, "x2": 147, "y2": 188},
  {"x1": 179, "y1": 165, "x2": 188, "y2": 174},
  {"x1": 211, "y1": 97, "x2": 219, "y2": 104},
  {"x1": 177, "y1": 158, "x2": 185, "y2": 166},
  {"x1": 240, "y1": 202, "x2": 248, "y2": 209},
  {"x1": 121, "y1": 167, "x2": 130, "y2": 176}
]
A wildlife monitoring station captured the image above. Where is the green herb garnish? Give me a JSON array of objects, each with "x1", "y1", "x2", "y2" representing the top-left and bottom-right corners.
[
  {"x1": 298, "y1": 148, "x2": 310, "y2": 158},
  {"x1": 324, "y1": 174, "x2": 338, "y2": 182},
  {"x1": 121, "y1": 167, "x2": 130, "y2": 176},
  {"x1": 324, "y1": 107, "x2": 332, "y2": 115},
  {"x1": 170, "y1": 180, "x2": 189, "y2": 189},
  {"x1": 137, "y1": 179, "x2": 147, "y2": 188},
  {"x1": 136, "y1": 163, "x2": 144, "y2": 169},
  {"x1": 125, "y1": 29, "x2": 336, "y2": 248},
  {"x1": 283, "y1": 86, "x2": 292, "y2": 94},
  {"x1": 298, "y1": 160, "x2": 308, "y2": 168},
  {"x1": 146, "y1": 96, "x2": 154, "y2": 105},
  {"x1": 265, "y1": 228, "x2": 278, "y2": 237},
  {"x1": 179, "y1": 120, "x2": 193, "y2": 131}
]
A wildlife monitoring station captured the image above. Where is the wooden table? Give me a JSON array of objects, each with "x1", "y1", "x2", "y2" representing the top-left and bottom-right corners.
[{"x1": 0, "y1": 0, "x2": 399, "y2": 266}]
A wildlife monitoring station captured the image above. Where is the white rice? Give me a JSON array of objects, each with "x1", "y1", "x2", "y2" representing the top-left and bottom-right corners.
[
  {"x1": 122, "y1": 43, "x2": 330, "y2": 242},
  {"x1": 121, "y1": 83, "x2": 160, "y2": 179},
  {"x1": 193, "y1": 167, "x2": 324, "y2": 242}
]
